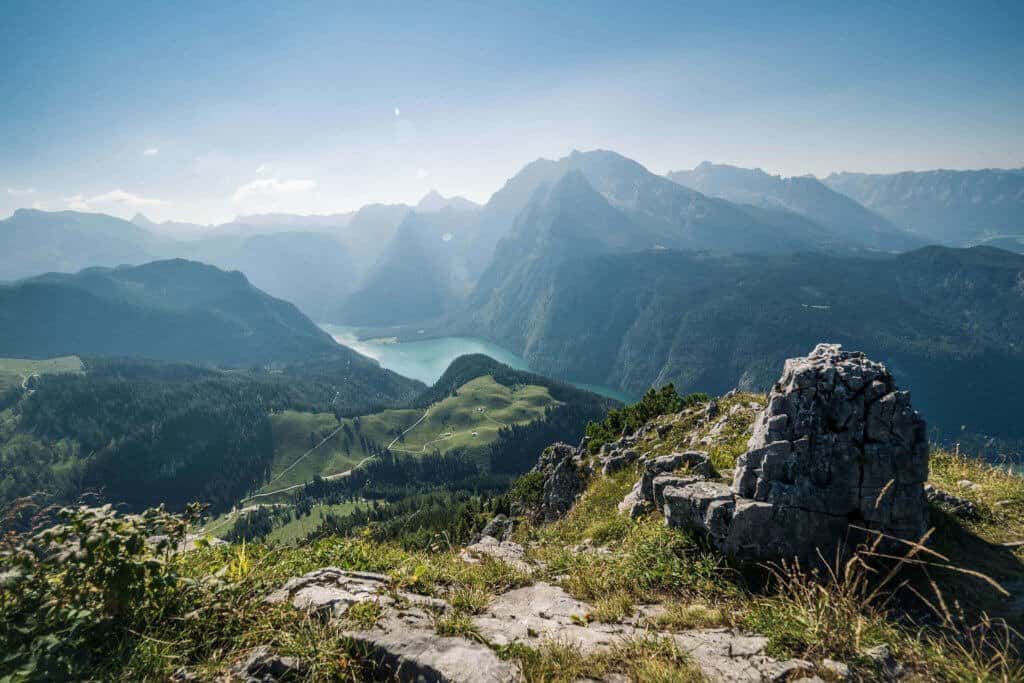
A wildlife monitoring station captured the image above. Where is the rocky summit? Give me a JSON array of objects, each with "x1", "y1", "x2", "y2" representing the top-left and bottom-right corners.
[{"x1": 662, "y1": 343, "x2": 929, "y2": 562}]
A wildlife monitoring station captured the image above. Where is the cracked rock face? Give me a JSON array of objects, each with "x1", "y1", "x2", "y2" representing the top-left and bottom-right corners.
[
  {"x1": 534, "y1": 442, "x2": 589, "y2": 522},
  {"x1": 666, "y1": 344, "x2": 929, "y2": 563}
]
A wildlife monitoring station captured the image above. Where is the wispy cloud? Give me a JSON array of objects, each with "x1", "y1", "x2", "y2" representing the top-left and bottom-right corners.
[
  {"x1": 255, "y1": 163, "x2": 270, "y2": 174},
  {"x1": 232, "y1": 177, "x2": 315, "y2": 202},
  {"x1": 65, "y1": 189, "x2": 168, "y2": 212},
  {"x1": 6, "y1": 187, "x2": 36, "y2": 196},
  {"x1": 143, "y1": 147, "x2": 159, "y2": 156}
]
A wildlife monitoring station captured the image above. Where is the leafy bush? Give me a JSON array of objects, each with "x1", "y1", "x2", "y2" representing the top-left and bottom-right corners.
[
  {"x1": 585, "y1": 384, "x2": 707, "y2": 453},
  {"x1": 0, "y1": 503, "x2": 203, "y2": 680},
  {"x1": 508, "y1": 470, "x2": 544, "y2": 508}
]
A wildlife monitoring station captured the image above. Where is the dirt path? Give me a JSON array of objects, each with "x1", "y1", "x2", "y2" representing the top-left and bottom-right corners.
[
  {"x1": 241, "y1": 407, "x2": 431, "y2": 504},
  {"x1": 240, "y1": 455, "x2": 376, "y2": 502}
]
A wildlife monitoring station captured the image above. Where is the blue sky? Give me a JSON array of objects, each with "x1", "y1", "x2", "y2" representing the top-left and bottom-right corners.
[{"x1": 1, "y1": 0, "x2": 1021, "y2": 224}]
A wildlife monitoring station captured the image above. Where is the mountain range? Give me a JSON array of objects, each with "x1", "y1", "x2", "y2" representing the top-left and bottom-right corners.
[
  {"x1": 823, "y1": 168, "x2": 1024, "y2": 248},
  {"x1": 667, "y1": 162, "x2": 921, "y2": 251},
  {"x1": 3, "y1": 150, "x2": 1024, "y2": 444}
]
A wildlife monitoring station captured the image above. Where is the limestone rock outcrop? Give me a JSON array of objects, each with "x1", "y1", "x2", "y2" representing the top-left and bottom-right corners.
[
  {"x1": 533, "y1": 442, "x2": 590, "y2": 522},
  {"x1": 268, "y1": 569, "x2": 818, "y2": 682},
  {"x1": 664, "y1": 344, "x2": 929, "y2": 562},
  {"x1": 616, "y1": 449, "x2": 713, "y2": 516},
  {"x1": 266, "y1": 569, "x2": 515, "y2": 682}
]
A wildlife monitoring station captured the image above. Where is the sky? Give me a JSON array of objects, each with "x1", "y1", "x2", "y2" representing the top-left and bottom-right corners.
[{"x1": 1, "y1": 0, "x2": 1022, "y2": 224}]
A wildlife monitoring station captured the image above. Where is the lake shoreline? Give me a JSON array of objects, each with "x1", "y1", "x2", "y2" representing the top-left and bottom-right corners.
[{"x1": 320, "y1": 323, "x2": 636, "y2": 404}]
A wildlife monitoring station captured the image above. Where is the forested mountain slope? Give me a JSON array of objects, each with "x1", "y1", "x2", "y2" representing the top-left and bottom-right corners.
[
  {"x1": 461, "y1": 245, "x2": 1024, "y2": 441},
  {"x1": 0, "y1": 259, "x2": 348, "y2": 366}
]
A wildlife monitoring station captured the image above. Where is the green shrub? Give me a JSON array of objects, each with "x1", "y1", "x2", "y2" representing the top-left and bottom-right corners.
[
  {"x1": 0, "y1": 503, "x2": 204, "y2": 680},
  {"x1": 585, "y1": 385, "x2": 707, "y2": 453},
  {"x1": 508, "y1": 470, "x2": 544, "y2": 508}
]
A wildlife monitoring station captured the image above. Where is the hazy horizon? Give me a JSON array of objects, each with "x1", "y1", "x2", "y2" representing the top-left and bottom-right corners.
[{"x1": 3, "y1": 1, "x2": 1022, "y2": 224}]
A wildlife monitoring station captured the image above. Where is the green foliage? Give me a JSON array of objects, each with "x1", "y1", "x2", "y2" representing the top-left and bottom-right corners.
[
  {"x1": 510, "y1": 636, "x2": 701, "y2": 683},
  {"x1": 0, "y1": 503, "x2": 203, "y2": 680},
  {"x1": 0, "y1": 356, "x2": 419, "y2": 514},
  {"x1": 345, "y1": 600, "x2": 382, "y2": 630},
  {"x1": 508, "y1": 470, "x2": 544, "y2": 508},
  {"x1": 585, "y1": 384, "x2": 707, "y2": 453},
  {"x1": 412, "y1": 354, "x2": 618, "y2": 409},
  {"x1": 433, "y1": 611, "x2": 480, "y2": 639}
]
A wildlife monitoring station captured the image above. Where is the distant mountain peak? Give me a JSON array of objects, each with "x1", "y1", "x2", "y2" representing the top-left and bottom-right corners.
[
  {"x1": 667, "y1": 161, "x2": 918, "y2": 251},
  {"x1": 131, "y1": 212, "x2": 155, "y2": 227},
  {"x1": 416, "y1": 190, "x2": 480, "y2": 213}
]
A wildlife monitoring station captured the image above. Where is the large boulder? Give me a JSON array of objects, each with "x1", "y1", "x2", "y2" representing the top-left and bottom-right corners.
[
  {"x1": 665, "y1": 344, "x2": 929, "y2": 563},
  {"x1": 534, "y1": 442, "x2": 589, "y2": 522}
]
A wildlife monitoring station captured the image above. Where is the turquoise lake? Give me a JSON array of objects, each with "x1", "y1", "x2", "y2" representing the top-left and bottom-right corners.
[{"x1": 320, "y1": 324, "x2": 635, "y2": 403}]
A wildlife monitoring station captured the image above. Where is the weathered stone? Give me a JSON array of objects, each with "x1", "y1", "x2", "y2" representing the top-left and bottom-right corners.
[
  {"x1": 924, "y1": 483, "x2": 980, "y2": 519},
  {"x1": 533, "y1": 442, "x2": 588, "y2": 522},
  {"x1": 600, "y1": 447, "x2": 640, "y2": 476},
  {"x1": 480, "y1": 514, "x2": 512, "y2": 540},
  {"x1": 460, "y1": 537, "x2": 531, "y2": 573},
  {"x1": 668, "y1": 345, "x2": 929, "y2": 563},
  {"x1": 472, "y1": 582, "x2": 814, "y2": 682},
  {"x1": 641, "y1": 451, "x2": 712, "y2": 501},
  {"x1": 267, "y1": 569, "x2": 515, "y2": 682},
  {"x1": 863, "y1": 643, "x2": 904, "y2": 681},
  {"x1": 265, "y1": 568, "x2": 446, "y2": 617},
  {"x1": 230, "y1": 645, "x2": 304, "y2": 682},
  {"x1": 652, "y1": 474, "x2": 705, "y2": 509},
  {"x1": 617, "y1": 480, "x2": 652, "y2": 517},
  {"x1": 663, "y1": 482, "x2": 735, "y2": 542},
  {"x1": 821, "y1": 658, "x2": 851, "y2": 681}
]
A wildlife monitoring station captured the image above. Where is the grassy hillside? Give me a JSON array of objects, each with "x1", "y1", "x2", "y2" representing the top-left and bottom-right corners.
[
  {"x1": 256, "y1": 375, "x2": 559, "y2": 494},
  {"x1": 5, "y1": 387, "x2": 1021, "y2": 681},
  {"x1": 0, "y1": 357, "x2": 421, "y2": 513},
  {"x1": 0, "y1": 356, "x2": 82, "y2": 404}
]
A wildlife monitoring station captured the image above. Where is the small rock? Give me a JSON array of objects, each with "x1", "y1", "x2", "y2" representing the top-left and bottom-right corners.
[
  {"x1": 821, "y1": 657, "x2": 850, "y2": 681},
  {"x1": 171, "y1": 667, "x2": 200, "y2": 682},
  {"x1": 462, "y1": 537, "x2": 532, "y2": 573},
  {"x1": 617, "y1": 480, "x2": 652, "y2": 517},
  {"x1": 863, "y1": 644, "x2": 904, "y2": 680},
  {"x1": 761, "y1": 658, "x2": 815, "y2": 682},
  {"x1": 480, "y1": 514, "x2": 512, "y2": 540},
  {"x1": 957, "y1": 479, "x2": 980, "y2": 491},
  {"x1": 230, "y1": 645, "x2": 303, "y2": 682}
]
